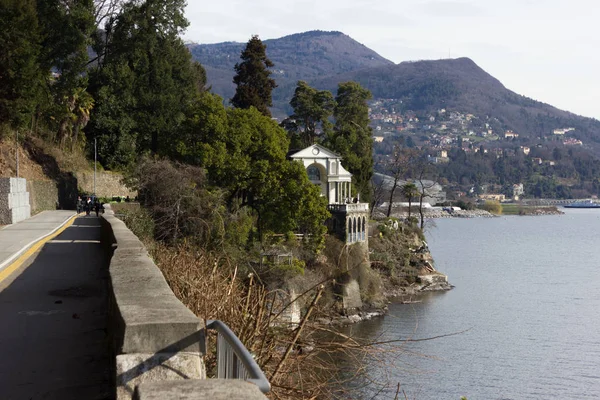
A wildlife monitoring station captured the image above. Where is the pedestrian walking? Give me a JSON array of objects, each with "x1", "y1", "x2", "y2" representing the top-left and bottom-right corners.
[
  {"x1": 85, "y1": 197, "x2": 91, "y2": 216},
  {"x1": 76, "y1": 196, "x2": 83, "y2": 214},
  {"x1": 94, "y1": 199, "x2": 101, "y2": 217}
]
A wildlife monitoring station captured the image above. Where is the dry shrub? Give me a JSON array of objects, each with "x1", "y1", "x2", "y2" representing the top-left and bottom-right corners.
[
  {"x1": 126, "y1": 158, "x2": 253, "y2": 253},
  {"x1": 151, "y1": 244, "x2": 406, "y2": 399}
]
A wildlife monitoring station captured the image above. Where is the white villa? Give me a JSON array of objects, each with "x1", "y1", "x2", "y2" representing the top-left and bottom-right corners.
[{"x1": 288, "y1": 144, "x2": 369, "y2": 243}]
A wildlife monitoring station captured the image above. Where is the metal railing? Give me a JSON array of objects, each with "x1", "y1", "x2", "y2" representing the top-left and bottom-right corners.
[{"x1": 205, "y1": 320, "x2": 271, "y2": 394}]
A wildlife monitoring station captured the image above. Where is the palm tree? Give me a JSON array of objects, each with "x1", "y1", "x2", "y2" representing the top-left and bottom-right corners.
[
  {"x1": 401, "y1": 182, "x2": 418, "y2": 219},
  {"x1": 57, "y1": 86, "x2": 94, "y2": 150}
]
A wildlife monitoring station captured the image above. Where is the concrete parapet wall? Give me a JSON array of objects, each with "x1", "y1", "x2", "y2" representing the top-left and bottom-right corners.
[
  {"x1": 133, "y1": 380, "x2": 267, "y2": 400},
  {"x1": 117, "y1": 352, "x2": 204, "y2": 399},
  {"x1": 0, "y1": 177, "x2": 31, "y2": 224},
  {"x1": 100, "y1": 206, "x2": 204, "y2": 400}
]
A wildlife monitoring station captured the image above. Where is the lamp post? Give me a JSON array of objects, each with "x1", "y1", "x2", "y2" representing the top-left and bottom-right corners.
[
  {"x1": 16, "y1": 130, "x2": 19, "y2": 178},
  {"x1": 94, "y1": 137, "x2": 97, "y2": 198}
]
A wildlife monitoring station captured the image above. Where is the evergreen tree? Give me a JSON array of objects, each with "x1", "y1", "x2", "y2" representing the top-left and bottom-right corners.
[
  {"x1": 88, "y1": 0, "x2": 205, "y2": 166},
  {"x1": 0, "y1": 0, "x2": 44, "y2": 128},
  {"x1": 192, "y1": 106, "x2": 329, "y2": 248},
  {"x1": 231, "y1": 35, "x2": 276, "y2": 117},
  {"x1": 327, "y1": 81, "x2": 373, "y2": 202},
  {"x1": 284, "y1": 81, "x2": 335, "y2": 148}
]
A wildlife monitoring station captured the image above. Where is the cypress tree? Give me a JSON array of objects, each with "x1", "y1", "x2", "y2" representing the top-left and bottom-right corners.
[
  {"x1": 327, "y1": 81, "x2": 373, "y2": 202},
  {"x1": 231, "y1": 35, "x2": 277, "y2": 117}
]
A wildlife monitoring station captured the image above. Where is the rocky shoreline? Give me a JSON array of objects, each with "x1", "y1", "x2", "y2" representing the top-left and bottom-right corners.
[
  {"x1": 330, "y1": 273, "x2": 453, "y2": 326},
  {"x1": 423, "y1": 209, "x2": 496, "y2": 218},
  {"x1": 383, "y1": 273, "x2": 454, "y2": 297}
]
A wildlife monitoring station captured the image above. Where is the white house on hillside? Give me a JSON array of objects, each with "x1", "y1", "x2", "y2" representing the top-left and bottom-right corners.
[
  {"x1": 288, "y1": 144, "x2": 369, "y2": 243},
  {"x1": 288, "y1": 144, "x2": 355, "y2": 204}
]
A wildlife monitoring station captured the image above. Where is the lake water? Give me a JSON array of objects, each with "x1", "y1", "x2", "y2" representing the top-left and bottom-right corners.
[{"x1": 344, "y1": 209, "x2": 600, "y2": 399}]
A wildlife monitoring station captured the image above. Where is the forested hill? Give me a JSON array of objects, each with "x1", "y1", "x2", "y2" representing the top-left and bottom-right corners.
[
  {"x1": 311, "y1": 57, "x2": 600, "y2": 140},
  {"x1": 187, "y1": 30, "x2": 394, "y2": 115}
]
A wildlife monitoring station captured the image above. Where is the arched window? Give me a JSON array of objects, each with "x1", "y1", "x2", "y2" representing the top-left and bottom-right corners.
[
  {"x1": 362, "y1": 216, "x2": 367, "y2": 240},
  {"x1": 307, "y1": 165, "x2": 320, "y2": 181},
  {"x1": 347, "y1": 218, "x2": 352, "y2": 242},
  {"x1": 330, "y1": 161, "x2": 337, "y2": 175}
]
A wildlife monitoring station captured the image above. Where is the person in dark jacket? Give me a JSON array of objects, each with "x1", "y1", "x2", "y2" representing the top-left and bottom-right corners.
[{"x1": 94, "y1": 199, "x2": 102, "y2": 217}]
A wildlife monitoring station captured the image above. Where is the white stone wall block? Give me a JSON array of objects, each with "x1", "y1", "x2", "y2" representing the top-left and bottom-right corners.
[
  {"x1": 9, "y1": 193, "x2": 18, "y2": 208},
  {"x1": 18, "y1": 178, "x2": 26, "y2": 193}
]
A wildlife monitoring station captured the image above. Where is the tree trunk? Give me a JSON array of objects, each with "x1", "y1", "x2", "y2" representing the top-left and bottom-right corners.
[
  {"x1": 419, "y1": 194, "x2": 425, "y2": 229},
  {"x1": 386, "y1": 178, "x2": 399, "y2": 217}
]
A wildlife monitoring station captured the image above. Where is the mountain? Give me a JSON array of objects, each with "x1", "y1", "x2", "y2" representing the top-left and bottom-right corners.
[
  {"x1": 190, "y1": 31, "x2": 600, "y2": 148},
  {"x1": 310, "y1": 57, "x2": 600, "y2": 141},
  {"x1": 187, "y1": 30, "x2": 394, "y2": 116}
]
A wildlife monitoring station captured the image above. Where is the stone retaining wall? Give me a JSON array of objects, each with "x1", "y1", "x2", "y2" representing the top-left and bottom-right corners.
[
  {"x1": 0, "y1": 177, "x2": 31, "y2": 224},
  {"x1": 77, "y1": 171, "x2": 137, "y2": 198},
  {"x1": 27, "y1": 180, "x2": 59, "y2": 214}
]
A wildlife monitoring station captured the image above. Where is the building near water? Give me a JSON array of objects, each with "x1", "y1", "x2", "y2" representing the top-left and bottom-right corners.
[{"x1": 289, "y1": 144, "x2": 369, "y2": 243}]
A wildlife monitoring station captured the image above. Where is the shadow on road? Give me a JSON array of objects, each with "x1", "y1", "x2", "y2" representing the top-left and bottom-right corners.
[{"x1": 0, "y1": 216, "x2": 113, "y2": 400}]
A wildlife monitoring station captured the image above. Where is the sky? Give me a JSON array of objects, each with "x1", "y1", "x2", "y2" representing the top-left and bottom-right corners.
[{"x1": 183, "y1": 0, "x2": 600, "y2": 120}]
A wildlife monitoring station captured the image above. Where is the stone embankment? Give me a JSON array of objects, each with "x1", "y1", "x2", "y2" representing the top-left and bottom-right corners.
[
  {"x1": 376, "y1": 209, "x2": 496, "y2": 219},
  {"x1": 424, "y1": 209, "x2": 496, "y2": 218},
  {"x1": 384, "y1": 206, "x2": 564, "y2": 219},
  {"x1": 516, "y1": 208, "x2": 564, "y2": 216}
]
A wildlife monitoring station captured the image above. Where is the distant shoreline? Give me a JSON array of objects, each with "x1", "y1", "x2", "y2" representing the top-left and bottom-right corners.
[{"x1": 376, "y1": 206, "x2": 564, "y2": 219}]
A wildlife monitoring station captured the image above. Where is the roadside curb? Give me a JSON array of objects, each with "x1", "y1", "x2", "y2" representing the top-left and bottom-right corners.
[{"x1": 0, "y1": 212, "x2": 78, "y2": 282}]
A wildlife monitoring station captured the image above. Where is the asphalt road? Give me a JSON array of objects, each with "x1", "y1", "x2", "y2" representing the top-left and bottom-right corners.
[
  {"x1": 0, "y1": 215, "x2": 112, "y2": 399},
  {"x1": 0, "y1": 210, "x2": 75, "y2": 270}
]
